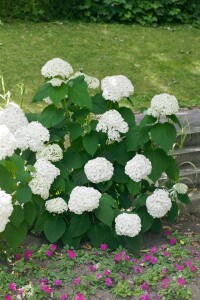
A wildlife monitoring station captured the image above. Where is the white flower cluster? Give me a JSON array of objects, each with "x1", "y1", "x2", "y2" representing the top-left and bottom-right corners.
[
  {"x1": 147, "y1": 93, "x2": 179, "y2": 118},
  {"x1": 45, "y1": 197, "x2": 68, "y2": 214},
  {"x1": 125, "y1": 154, "x2": 152, "y2": 182},
  {"x1": 173, "y1": 183, "x2": 188, "y2": 194},
  {"x1": 48, "y1": 78, "x2": 64, "y2": 87},
  {"x1": 101, "y1": 75, "x2": 134, "y2": 102},
  {"x1": 29, "y1": 158, "x2": 60, "y2": 200},
  {"x1": 96, "y1": 109, "x2": 129, "y2": 142},
  {"x1": 115, "y1": 213, "x2": 141, "y2": 237},
  {"x1": 0, "y1": 190, "x2": 13, "y2": 232},
  {"x1": 0, "y1": 104, "x2": 28, "y2": 133},
  {"x1": 0, "y1": 125, "x2": 17, "y2": 160},
  {"x1": 84, "y1": 157, "x2": 114, "y2": 183},
  {"x1": 36, "y1": 144, "x2": 63, "y2": 162},
  {"x1": 68, "y1": 186, "x2": 101, "y2": 214},
  {"x1": 41, "y1": 58, "x2": 74, "y2": 79},
  {"x1": 71, "y1": 71, "x2": 100, "y2": 89},
  {"x1": 146, "y1": 189, "x2": 172, "y2": 218},
  {"x1": 15, "y1": 121, "x2": 50, "y2": 152}
]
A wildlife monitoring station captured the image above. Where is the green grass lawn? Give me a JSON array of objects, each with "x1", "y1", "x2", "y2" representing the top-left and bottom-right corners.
[{"x1": 0, "y1": 21, "x2": 200, "y2": 110}]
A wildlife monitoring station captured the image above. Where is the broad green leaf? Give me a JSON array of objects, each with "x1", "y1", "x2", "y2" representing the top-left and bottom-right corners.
[
  {"x1": 32, "y1": 82, "x2": 68, "y2": 105},
  {"x1": 69, "y1": 122, "x2": 83, "y2": 141},
  {"x1": 151, "y1": 122, "x2": 176, "y2": 153},
  {"x1": 62, "y1": 227, "x2": 81, "y2": 248},
  {"x1": 16, "y1": 183, "x2": 32, "y2": 204},
  {"x1": 165, "y1": 156, "x2": 179, "y2": 181},
  {"x1": 68, "y1": 76, "x2": 92, "y2": 109},
  {"x1": 167, "y1": 201, "x2": 179, "y2": 222},
  {"x1": 168, "y1": 114, "x2": 181, "y2": 128},
  {"x1": 9, "y1": 154, "x2": 24, "y2": 170},
  {"x1": 88, "y1": 224, "x2": 119, "y2": 249},
  {"x1": 39, "y1": 105, "x2": 65, "y2": 128},
  {"x1": 4, "y1": 222, "x2": 28, "y2": 247},
  {"x1": 16, "y1": 170, "x2": 32, "y2": 183},
  {"x1": 82, "y1": 131, "x2": 99, "y2": 156},
  {"x1": 92, "y1": 92, "x2": 108, "y2": 114},
  {"x1": 113, "y1": 163, "x2": 129, "y2": 183},
  {"x1": 150, "y1": 218, "x2": 162, "y2": 233},
  {"x1": 118, "y1": 107, "x2": 135, "y2": 128},
  {"x1": 96, "y1": 180, "x2": 113, "y2": 193},
  {"x1": 70, "y1": 214, "x2": 90, "y2": 237},
  {"x1": 100, "y1": 194, "x2": 118, "y2": 208},
  {"x1": 110, "y1": 141, "x2": 132, "y2": 165},
  {"x1": 127, "y1": 180, "x2": 140, "y2": 195},
  {"x1": 126, "y1": 126, "x2": 150, "y2": 151},
  {"x1": 145, "y1": 148, "x2": 169, "y2": 182},
  {"x1": 119, "y1": 192, "x2": 132, "y2": 209},
  {"x1": 178, "y1": 194, "x2": 190, "y2": 204},
  {"x1": 44, "y1": 215, "x2": 66, "y2": 243},
  {"x1": 0, "y1": 165, "x2": 16, "y2": 193},
  {"x1": 10, "y1": 206, "x2": 24, "y2": 227},
  {"x1": 137, "y1": 207, "x2": 153, "y2": 233},
  {"x1": 124, "y1": 235, "x2": 143, "y2": 256},
  {"x1": 140, "y1": 115, "x2": 156, "y2": 126},
  {"x1": 72, "y1": 168, "x2": 88, "y2": 186},
  {"x1": 24, "y1": 202, "x2": 37, "y2": 227},
  {"x1": 63, "y1": 149, "x2": 84, "y2": 169},
  {"x1": 134, "y1": 195, "x2": 147, "y2": 209},
  {"x1": 52, "y1": 176, "x2": 66, "y2": 192}
]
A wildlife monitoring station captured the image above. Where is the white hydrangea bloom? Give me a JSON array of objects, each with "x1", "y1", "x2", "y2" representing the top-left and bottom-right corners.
[
  {"x1": 125, "y1": 154, "x2": 152, "y2": 182},
  {"x1": 0, "y1": 190, "x2": 13, "y2": 232},
  {"x1": 64, "y1": 134, "x2": 71, "y2": 150},
  {"x1": 48, "y1": 78, "x2": 64, "y2": 87},
  {"x1": 36, "y1": 144, "x2": 63, "y2": 162},
  {"x1": 0, "y1": 125, "x2": 17, "y2": 160},
  {"x1": 43, "y1": 96, "x2": 53, "y2": 104},
  {"x1": 147, "y1": 93, "x2": 179, "y2": 117},
  {"x1": 115, "y1": 213, "x2": 141, "y2": 237},
  {"x1": 71, "y1": 71, "x2": 100, "y2": 89},
  {"x1": 0, "y1": 104, "x2": 28, "y2": 133},
  {"x1": 101, "y1": 75, "x2": 134, "y2": 102},
  {"x1": 146, "y1": 189, "x2": 172, "y2": 218},
  {"x1": 96, "y1": 109, "x2": 129, "y2": 142},
  {"x1": 173, "y1": 183, "x2": 188, "y2": 194},
  {"x1": 29, "y1": 176, "x2": 50, "y2": 200},
  {"x1": 45, "y1": 197, "x2": 68, "y2": 214},
  {"x1": 14, "y1": 121, "x2": 50, "y2": 152},
  {"x1": 41, "y1": 58, "x2": 73, "y2": 79},
  {"x1": 84, "y1": 157, "x2": 114, "y2": 183},
  {"x1": 68, "y1": 186, "x2": 101, "y2": 214}
]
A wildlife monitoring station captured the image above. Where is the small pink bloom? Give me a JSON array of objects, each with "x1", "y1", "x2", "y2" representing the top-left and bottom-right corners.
[
  {"x1": 144, "y1": 254, "x2": 151, "y2": 261},
  {"x1": 155, "y1": 295, "x2": 161, "y2": 300},
  {"x1": 140, "y1": 293, "x2": 151, "y2": 300},
  {"x1": 162, "y1": 268, "x2": 167, "y2": 274},
  {"x1": 124, "y1": 255, "x2": 130, "y2": 261},
  {"x1": 132, "y1": 258, "x2": 137, "y2": 263},
  {"x1": 104, "y1": 269, "x2": 111, "y2": 276},
  {"x1": 162, "y1": 278, "x2": 169, "y2": 289},
  {"x1": 9, "y1": 282, "x2": 17, "y2": 291},
  {"x1": 150, "y1": 256, "x2": 157, "y2": 264},
  {"x1": 119, "y1": 272, "x2": 125, "y2": 279},
  {"x1": 177, "y1": 277, "x2": 185, "y2": 286},
  {"x1": 161, "y1": 244, "x2": 167, "y2": 250},
  {"x1": 54, "y1": 279, "x2": 62, "y2": 286},
  {"x1": 61, "y1": 295, "x2": 68, "y2": 300},
  {"x1": 67, "y1": 250, "x2": 76, "y2": 259},
  {"x1": 134, "y1": 266, "x2": 141, "y2": 273},
  {"x1": 185, "y1": 260, "x2": 192, "y2": 267},
  {"x1": 140, "y1": 281, "x2": 149, "y2": 291},
  {"x1": 150, "y1": 246, "x2": 157, "y2": 254},
  {"x1": 15, "y1": 253, "x2": 21, "y2": 261},
  {"x1": 96, "y1": 273, "x2": 102, "y2": 280},
  {"x1": 51, "y1": 244, "x2": 57, "y2": 251},
  {"x1": 46, "y1": 250, "x2": 53, "y2": 257},
  {"x1": 18, "y1": 287, "x2": 24, "y2": 296},
  {"x1": 169, "y1": 238, "x2": 176, "y2": 246},
  {"x1": 105, "y1": 277, "x2": 113, "y2": 286},
  {"x1": 164, "y1": 230, "x2": 171, "y2": 237},
  {"x1": 128, "y1": 279, "x2": 134, "y2": 285},
  {"x1": 174, "y1": 264, "x2": 184, "y2": 271},
  {"x1": 164, "y1": 251, "x2": 170, "y2": 257},
  {"x1": 190, "y1": 265, "x2": 197, "y2": 272},
  {"x1": 114, "y1": 254, "x2": 122, "y2": 263},
  {"x1": 74, "y1": 293, "x2": 86, "y2": 300},
  {"x1": 89, "y1": 265, "x2": 97, "y2": 272},
  {"x1": 4, "y1": 296, "x2": 12, "y2": 300},
  {"x1": 24, "y1": 250, "x2": 32, "y2": 260},
  {"x1": 73, "y1": 277, "x2": 81, "y2": 285},
  {"x1": 100, "y1": 244, "x2": 108, "y2": 251},
  {"x1": 40, "y1": 278, "x2": 48, "y2": 284}
]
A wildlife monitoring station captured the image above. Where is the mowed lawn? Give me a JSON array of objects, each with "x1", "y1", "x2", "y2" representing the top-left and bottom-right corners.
[{"x1": 0, "y1": 21, "x2": 200, "y2": 110}]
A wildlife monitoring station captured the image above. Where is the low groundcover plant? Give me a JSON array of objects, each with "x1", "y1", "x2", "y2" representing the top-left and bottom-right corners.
[{"x1": 0, "y1": 57, "x2": 191, "y2": 254}]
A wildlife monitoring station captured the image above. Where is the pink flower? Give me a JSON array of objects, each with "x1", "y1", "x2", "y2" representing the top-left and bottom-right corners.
[
  {"x1": 100, "y1": 244, "x2": 108, "y2": 251},
  {"x1": 18, "y1": 287, "x2": 24, "y2": 296},
  {"x1": 119, "y1": 272, "x2": 125, "y2": 279},
  {"x1": 105, "y1": 277, "x2": 113, "y2": 286},
  {"x1": 73, "y1": 277, "x2": 81, "y2": 285},
  {"x1": 164, "y1": 251, "x2": 170, "y2": 257},
  {"x1": 41, "y1": 284, "x2": 53, "y2": 294},
  {"x1": 134, "y1": 266, "x2": 141, "y2": 273},
  {"x1": 185, "y1": 260, "x2": 192, "y2": 267},
  {"x1": 140, "y1": 293, "x2": 151, "y2": 300},
  {"x1": 40, "y1": 278, "x2": 48, "y2": 284},
  {"x1": 24, "y1": 249, "x2": 32, "y2": 261},
  {"x1": 150, "y1": 256, "x2": 157, "y2": 264},
  {"x1": 162, "y1": 278, "x2": 169, "y2": 289},
  {"x1": 96, "y1": 273, "x2": 102, "y2": 280},
  {"x1": 169, "y1": 238, "x2": 176, "y2": 246},
  {"x1": 174, "y1": 264, "x2": 184, "y2": 271},
  {"x1": 67, "y1": 250, "x2": 76, "y2": 259},
  {"x1": 161, "y1": 244, "x2": 167, "y2": 250},
  {"x1": 8, "y1": 282, "x2": 17, "y2": 291},
  {"x1": 104, "y1": 269, "x2": 111, "y2": 276},
  {"x1": 177, "y1": 277, "x2": 185, "y2": 286},
  {"x1": 51, "y1": 244, "x2": 57, "y2": 251},
  {"x1": 89, "y1": 265, "x2": 97, "y2": 272},
  {"x1": 54, "y1": 279, "x2": 62, "y2": 286},
  {"x1": 15, "y1": 253, "x2": 21, "y2": 261},
  {"x1": 162, "y1": 268, "x2": 167, "y2": 274},
  {"x1": 46, "y1": 250, "x2": 53, "y2": 257},
  {"x1": 61, "y1": 295, "x2": 68, "y2": 300},
  {"x1": 140, "y1": 281, "x2": 149, "y2": 291},
  {"x1": 190, "y1": 265, "x2": 197, "y2": 272},
  {"x1": 74, "y1": 293, "x2": 86, "y2": 300},
  {"x1": 4, "y1": 296, "x2": 12, "y2": 300},
  {"x1": 124, "y1": 255, "x2": 130, "y2": 261},
  {"x1": 155, "y1": 295, "x2": 161, "y2": 300},
  {"x1": 144, "y1": 254, "x2": 151, "y2": 261},
  {"x1": 150, "y1": 247, "x2": 157, "y2": 254},
  {"x1": 132, "y1": 258, "x2": 137, "y2": 263},
  {"x1": 164, "y1": 230, "x2": 171, "y2": 237},
  {"x1": 114, "y1": 254, "x2": 122, "y2": 263}
]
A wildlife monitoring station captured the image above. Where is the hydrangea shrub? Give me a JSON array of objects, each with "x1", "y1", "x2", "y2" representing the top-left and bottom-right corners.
[{"x1": 0, "y1": 58, "x2": 190, "y2": 254}]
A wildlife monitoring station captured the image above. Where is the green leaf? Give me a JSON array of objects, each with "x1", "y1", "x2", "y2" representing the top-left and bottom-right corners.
[
  {"x1": 88, "y1": 224, "x2": 119, "y2": 249},
  {"x1": 145, "y1": 148, "x2": 169, "y2": 182},
  {"x1": 94, "y1": 198, "x2": 114, "y2": 227},
  {"x1": 69, "y1": 122, "x2": 83, "y2": 141},
  {"x1": 62, "y1": 227, "x2": 81, "y2": 248},
  {"x1": 63, "y1": 149, "x2": 84, "y2": 169},
  {"x1": 52, "y1": 176, "x2": 66, "y2": 192},
  {"x1": 113, "y1": 163, "x2": 129, "y2": 183},
  {"x1": 150, "y1": 218, "x2": 162, "y2": 233},
  {"x1": 110, "y1": 141, "x2": 132, "y2": 165},
  {"x1": 92, "y1": 92, "x2": 108, "y2": 114},
  {"x1": 4, "y1": 222, "x2": 28, "y2": 247},
  {"x1": 16, "y1": 183, "x2": 32, "y2": 204},
  {"x1": 39, "y1": 105, "x2": 65, "y2": 128},
  {"x1": 134, "y1": 194, "x2": 147, "y2": 209},
  {"x1": 9, "y1": 154, "x2": 24, "y2": 170},
  {"x1": 44, "y1": 215, "x2": 66, "y2": 243},
  {"x1": 125, "y1": 235, "x2": 142, "y2": 256},
  {"x1": 167, "y1": 201, "x2": 179, "y2": 222},
  {"x1": 33, "y1": 82, "x2": 68, "y2": 105},
  {"x1": 100, "y1": 194, "x2": 118, "y2": 208},
  {"x1": 16, "y1": 170, "x2": 32, "y2": 183},
  {"x1": 178, "y1": 194, "x2": 190, "y2": 204},
  {"x1": 168, "y1": 114, "x2": 181, "y2": 128},
  {"x1": 165, "y1": 156, "x2": 179, "y2": 181},
  {"x1": 68, "y1": 76, "x2": 92, "y2": 109},
  {"x1": 151, "y1": 122, "x2": 177, "y2": 153},
  {"x1": 82, "y1": 131, "x2": 99, "y2": 156},
  {"x1": 24, "y1": 202, "x2": 37, "y2": 227},
  {"x1": 70, "y1": 214, "x2": 90, "y2": 237},
  {"x1": 118, "y1": 107, "x2": 135, "y2": 128},
  {"x1": 72, "y1": 168, "x2": 88, "y2": 186},
  {"x1": 96, "y1": 180, "x2": 113, "y2": 193},
  {"x1": 119, "y1": 192, "x2": 132, "y2": 209},
  {"x1": 137, "y1": 207, "x2": 153, "y2": 233},
  {"x1": 127, "y1": 180, "x2": 140, "y2": 195},
  {"x1": 126, "y1": 126, "x2": 150, "y2": 151},
  {"x1": 10, "y1": 206, "x2": 24, "y2": 227},
  {"x1": 0, "y1": 165, "x2": 16, "y2": 193},
  {"x1": 140, "y1": 115, "x2": 156, "y2": 126}
]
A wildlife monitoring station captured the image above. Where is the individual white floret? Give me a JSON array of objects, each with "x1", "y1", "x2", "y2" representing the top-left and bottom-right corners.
[
  {"x1": 115, "y1": 213, "x2": 141, "y2": 237},
  {"x1": 96, "y1": 109, "x2": 128, "y2": 142},
  {"x1": 0, "y1": 125, "x2": 17, "y2": 160},
  {"x1": 101, "y1": 75, "x2": 134, "y2": 102},
  {"x1": 68, "y1": 186, "x2": 101, "y2": 214},
  {"x1": 48, "y1": 78, "x2": 64, "y2": 87},
  {"x1": 147, "y1": 93, "x2": 179, "y2": 117},
  {"x1": 45, "y1": 197, "x2": 68, "y2": 214},
  {"x1": 146, "y1": 189, "x2": 172, "y2": 218},
  {"x1": 125, "y1": 154, "x2": 152, "y2": 182},
  {"x1": 173, "y1": 183, "x2": 188, "y2": 194},
  {"x1": 14, "y1": 121, "x2": 50, "y2": 152},
  {"x1": 41, "y1": 58, "x2": 73, "y2": 79},
  {"x1": 0, "y1": 190, "x2": 13, "y2": 232},
  {"x1": 0, "y1": 104, "x2": 28, "y2": 133},
  {"x1": 36, "y1": 144, "x2": 63, "y2": 162},
  {"x1": 84, "y1": 157, "x2": 114, "y2": 183},
  {"x1": 71, "y1": 71, "x2": 100, "y2": 89}
]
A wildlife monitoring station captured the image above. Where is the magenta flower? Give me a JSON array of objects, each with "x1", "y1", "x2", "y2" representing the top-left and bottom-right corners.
[
  {"x1": 124, "y1": 255, "x2": 130, "y2": 261},
  {"x1": 67, "y1": 250, "x2": 76, "y2": 259},
  {"x1": 54, "y1": 279, "x2": 62, "y2": 286},
  {"x1": 18, "y1": 287, "x2": 24, "y2": 296},
  {"x1": 73, "y1": 277, "x2": 81, "y2": 285},
  {"x1": 174, "y1": 264, "x2": 184, "y2": 271},
  {"x1": 40, "y1": 278, "x2": 48, "y2": 284},
  {"x1": 100, "y1": 244, "x2": 108, "y2": 251},
  {"x1": 134, "y1": 266, "x2": 141, "y2": 273},
  {"x1": 15, "y1": 253, "x2": 21, "y2": 261},
  {"x1": 190, "y1": 265, "x2": 197, "y2": 272},
  {"x1": 185, "y1": 260, "x2": 192, "y2": 267},
  {"x1": 162, "y1": 268, "x2": 167, "y2": 274},
  {"x1": 89, "y1": 265, "x2": 97, "y2": 272},
  {"x1": 74, "y1": 293, "x2": 86, "y2": 300},
  {"x1": 41, "y1": 284, "x2": 53, "y2": 294},
  {"x1": 164, "y1": 230, "x2": 171, "y2": 237},
  {"x1": 150, "y1": 256, "x2": 157, "y2": 264},
  {"x1": 164, "y1": 251, "x2": 170, "y2": 257},
  {"x1": 132, "y1": 258, "x2": 137, "y2": 263},
  {"x1": 162, "y1": 278, "x2": 169, "y2": 289},
  {"x1": 104, "y1": 269, "x2": 111, "y2": 276},
  {"x1": 24, "y1": 249, "x2": 32, "y2": 261},
  {"x1": 140, "y1": 293, "x2": 151, "y2": 300},
  {"x1": 150, "y1": 246, "x2": 157, "y2": 254},
  {"x1": 8, "y1": 282, "x2": 17, "y2": 291},
  {"x1": 155, "y1": 295, "x2": 161, "y2": 300},
  {"x1": 105, "y1": 277, "x2": 113, "y2": 286},
  {"x1": 114, "y1": 254, "x2": 122, "y2": 263},
  {"x1": 169, "y1": 238, "x2": 176, "y2": 246},
  {"x1": 177, "y1": 277, "x2": 185, "y2": 286},
  {"x1": 140, "y1": 281, "x2": 149, "y2": 291},
  {"x1": 161, "y1": 244, "x2": 167, "y2": 250},
  {"x1": 61, "y1": 294, "x2": 68, "y2": 300},
  {"x1": 119, "y1": 272, "x2": 125, "y2": 279},
  {"x1": 51, "y1": 244, "x2": 57, "y2": 251},
  {"x1": 144, "y1": 254, "x2": 151, "y2": 261},
  {"x1": 96, "y1": 273, "x2": 102, "y2": 280},
  {"x1": 4, "y1": 296, "x2": 12, "y2": 300},
  {"x1": 46, "y1": 250, "x2": 53, "y2": 257}
]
